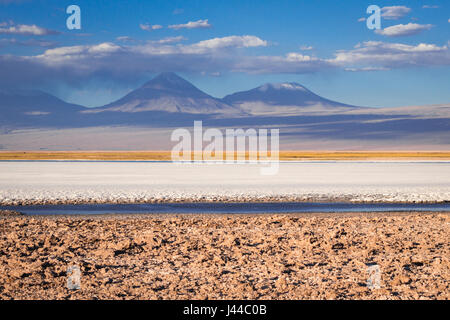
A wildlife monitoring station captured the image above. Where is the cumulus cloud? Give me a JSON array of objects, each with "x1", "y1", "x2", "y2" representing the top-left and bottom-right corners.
[
  {"x1": 232, "y1": 52, "x2": 333, "y2": 74},
  {"x1": 116, "y1": 36, "x2": 186, "y2": 44},
  {"x1": 285, "y1": 53, "x2": 316, "y2": 61},
  {"x1": 36, "y1": 42, "x2": 123, "y2": 67},
  {"x1": 168, "y1": 19, "x2": 211, "y2": 30},
  {"x1": 375, "y1": 23, "x2": 433, "y2": 37},
  {"x1": 152, "y1": 36, "x2": 186, "y2": 44},
  {"x1": 344, "y1": 66, "x2": 389, "y2": 72},
  {"x1": 116, "y1": 36, "x2": 135, "y2": 42},
  {"x1": 0, "y1": 34, "x2": 325, "y2": 87},
  {"x1": 300, "y1": 45, "x2": 313, "y2": 50},
  {"x1": 333, "y1": 41, "x2": 450, "y2": 69},
  {"x1": 15, "y1": 35, "x2": 267, "y2": 66},
  {"x1": 139, "y1": 23, "x2": 163, "y2": 31},
  {"x1": 0, "y1": 23, "x2": 59, "y2": 35},
  {"x1": 422, "y1": 5, "x2": 439, "y2": 9},
  {"x1": 129, "y1": 35, "x2": 267, "y2": 55},
  {"x1": 0, "y1": 35, "x2": 448, "y2": 89},
  {"x1": 360, "y1": 7, "x2": 411, "y2": 23},
  {"x1": 381, "y1": 6, "x2": 411, "y2": 20},
  {"x1": 188, "y1": 35, "x2": 266, "y2": 51}
]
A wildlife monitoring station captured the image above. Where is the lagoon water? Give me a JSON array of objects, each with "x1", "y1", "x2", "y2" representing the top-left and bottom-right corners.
[{"x1": 2, "y1": 202, "x2": 450, "y2": 215}]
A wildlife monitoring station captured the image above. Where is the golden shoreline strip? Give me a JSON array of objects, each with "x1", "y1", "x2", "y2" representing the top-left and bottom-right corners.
[{"x1": 0, "y1": 151, "x2": 450, "y2": 160}]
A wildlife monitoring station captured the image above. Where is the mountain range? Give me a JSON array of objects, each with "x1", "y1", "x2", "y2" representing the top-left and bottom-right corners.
[
  {"x1": 0, "y1": 72, "x2": 449, "y2": 150},
  {"x1": 223, "y1": 82, "x2": 361, "y2": 116},
  {"x1": 0, "y1": 72, "x2": 365, "y2": 127},
  {"x1": 83, "y1": 72, "x2": 243, "y2": 116}
]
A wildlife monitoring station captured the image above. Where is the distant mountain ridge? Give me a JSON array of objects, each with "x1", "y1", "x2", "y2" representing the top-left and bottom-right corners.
[
  {"x1": 0, "y1": 89, "x2": 86, "y2": 128},
  {"x1": 223, "y1": 82, "x2": 361, "y2": 115},
  {"x1": 83, "y1": 72, "x2": 361, "y2": 117},
  {"x1": 84, "y1": 72, "x2": 243, "y2": 115},
  {"x1": 0, "y1": 72, "x2": 449, "y2": 147},
  {"x1": 0, "y1": 73, "x2": 362, "y2": 122},
  {"x1": 223, "y1": 82, "x2": 349, "y2": 106},
  {"x1": 0, "y1": 89, "x2": 85, "y2": 114}
]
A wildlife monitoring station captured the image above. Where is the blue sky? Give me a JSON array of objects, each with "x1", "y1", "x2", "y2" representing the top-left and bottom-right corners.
[{"x1": 0, "y1": 0, "x2": 449, "y2": 107}]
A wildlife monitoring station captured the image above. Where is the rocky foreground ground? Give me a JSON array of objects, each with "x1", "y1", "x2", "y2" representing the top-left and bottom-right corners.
[{"x1": 0, "y1": 212, "x2": 448, "y2": 300}]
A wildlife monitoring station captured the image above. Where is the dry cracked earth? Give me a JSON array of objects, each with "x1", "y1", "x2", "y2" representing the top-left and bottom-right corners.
[{"x1": 0, "y1": 212, "x2": 448, "y2": 300}]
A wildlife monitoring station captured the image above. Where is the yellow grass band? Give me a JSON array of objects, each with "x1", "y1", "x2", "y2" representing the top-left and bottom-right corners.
[{"x1": 0, "y1": 151, "x2": 450, "y2": 161}]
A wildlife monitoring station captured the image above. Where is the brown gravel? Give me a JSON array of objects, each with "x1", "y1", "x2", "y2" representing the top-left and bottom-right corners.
[
  {"x1": 0, "y1": 210, "x2": 23, "y2": 217},
  {"x1": 0, "y1": 212, "x2": 448, "y2": 300}
]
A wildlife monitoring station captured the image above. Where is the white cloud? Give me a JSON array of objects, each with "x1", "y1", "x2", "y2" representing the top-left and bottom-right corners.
[
  {"x1": 37, "y1": 42, "x2": 122, "y2": 65},
  {"x1": 116, "y1": 36, "x2": 186, "y2": 44},
  {"x1": 344, "y1": 66, "x2": 389, "y2": 72},
  {"x1": 333, "y1": 41, "x2": 449, "y2": 69},
  {"x1": 189, "y1": 35, "x2": 266, "y2": 51},
  {"x1": 130, "y1": 35, "x2": 267, "y2": 56},
  {"x1": 23, "y1": 39, "x2": 450, "y2": 73},
  {"x1": 14, "y1": 34, "x2": 327, "y2": 81},
  {"x1": 381, "y1": 6, "x2": 411, "y2": 20},
  {"x1": 0, "y1": 23, "x2": 59, "y2": 35},
  {"x1": 375, "y1": 23, "x2": 433, "y2": 37},
  {"x1": 168, "y1": 19, "x2": 211, "y2": 30},
  {"x1": 286, "y1": 53, "x2": 316, "y2": 62},
  {"x1": 300, "y1": 45, "x2": 313, "y2": 50},
  {"x1": 422, "y1": 5, "x2": 439, "y2": 9},
  {"x1": 357, "y1": 17, "x2": 366, "y2": 22},
  {"x1": 88, "y1": 42, "x2": 121, "y2": 54},
  {"x1": 232, "y1": 52, "x2": 331, "y2": 74},
  {"x1": 1, "y1": 35, "x2": 449, "y2": 89},
  {"x1": 34, "y1": 36, "x2": 267, "y2": 66},
  {"x1": 24, "y1": 111, "x2": 50, "y2": 116},
  {"x1": 153, "y1": 36, "x2": 186, "y2": 44},
  {"x1": 139, "y1": 23, "x2": 163, "y2": 31},
  {"x1": 21, "y1": 39, "x2": 450, "y2": 72},
  {"x1": 116, "y1": 36, "x2": 134, "y2": 42}
]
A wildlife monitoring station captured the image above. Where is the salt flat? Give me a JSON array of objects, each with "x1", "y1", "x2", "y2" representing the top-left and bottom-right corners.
[{"x1": 0, "y1": 161, "x2": 449, "y2": 204}]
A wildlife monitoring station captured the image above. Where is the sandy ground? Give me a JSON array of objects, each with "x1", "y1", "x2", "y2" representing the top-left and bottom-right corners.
[
  {"x1": 1, "y1": 161, "x2": 449, "y2": 205},
  {"x1": 0, "y1": 212, "x2": 448, "y2": 300},
  {"x1": 1, "y1": 126, "x2": 450, "y2": 151}
]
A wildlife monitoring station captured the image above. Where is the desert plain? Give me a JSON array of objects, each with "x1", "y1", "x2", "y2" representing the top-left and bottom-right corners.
[
  {"x1": 0, "y1": 211, "x2": 448, "y2": 300},
  {"x1": 0, "y1": 152, "x2": 448, "y2": 300}
]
